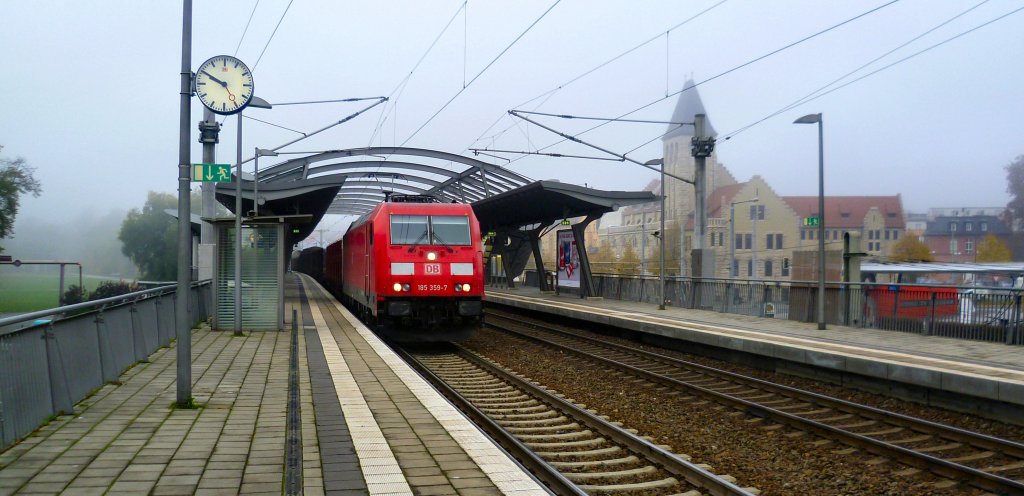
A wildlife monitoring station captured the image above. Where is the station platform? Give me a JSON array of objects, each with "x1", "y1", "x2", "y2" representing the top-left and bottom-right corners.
[
  {"x1": 0, "y1": 275, "x2": 549, "y2": 496},
  {"x1": 486, "y1": 286, "x2": 1024, "y2": 420}
]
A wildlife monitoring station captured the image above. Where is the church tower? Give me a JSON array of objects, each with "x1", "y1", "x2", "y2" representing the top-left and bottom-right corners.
[{"x1": 661, "y1": 79, "x2": 736, "y2": 273}]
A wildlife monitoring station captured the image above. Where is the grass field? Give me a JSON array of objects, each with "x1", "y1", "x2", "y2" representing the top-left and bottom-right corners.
[{"x1": 0, "y1": 272, "x2": 118, "y2": 313}]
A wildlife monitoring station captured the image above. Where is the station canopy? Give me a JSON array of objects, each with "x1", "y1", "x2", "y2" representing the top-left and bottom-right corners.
[
  {"x1": 249, "y1": 146, "x2": 656, "y2": 234},
  {"x1": 256, "y1": 147, "x2": 533, "y2": 217}
]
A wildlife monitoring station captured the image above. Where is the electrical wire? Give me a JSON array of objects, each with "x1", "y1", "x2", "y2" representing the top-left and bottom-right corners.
[
  {"x1": 234, "y1": 0, "x2": 261, "y2": 57},
  {"x1": 252, "y1": 0, "x2": 295, "y2": 70},
  {"x1": 465, "y1": 0, "x2": 728, "y2": 152},
  {"x1": 368, "y1": 1, "x2": 468, "y2": 146},
  {"x1": 720, "y1": 0, "x2": 1004, "y2": 141},
  {"x1": 400, "y1": 0, "x2": 562, "y2": 147},
  {"x1": 244, "y1": 115, "x2": 306, "y2": 136},
  {"x1": 516, "y1": 0, "x2": 900, "y2": 161}
]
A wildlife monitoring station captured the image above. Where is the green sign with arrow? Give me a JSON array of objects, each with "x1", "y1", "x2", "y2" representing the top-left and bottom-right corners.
[{"x1": 191, "y1": 163, "x2": 232, "y2": 183}]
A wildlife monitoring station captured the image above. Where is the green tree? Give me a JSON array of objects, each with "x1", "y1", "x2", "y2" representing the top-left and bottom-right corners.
[
  {"x1": 976, "y1": 234, "x2": 1012, "y2": 262},
  {"x1": 0, "y1": 146, "x2": 42, "y2": 253},
  {"x1": 619, "y1": 242, "x2": 640, "y2": 275},
  {"x1": 890, "y1": 235, "x2": 933, "y2": 262},
  {"x1": 119, "y1": 192, "x2": 178, "y2": 280},
  {"x1": 588, "y1": 239, "x2": 617, "y2": 274},
  {"x1": 1006, "y1": 155, "x2": 1024, "y2": 225}
]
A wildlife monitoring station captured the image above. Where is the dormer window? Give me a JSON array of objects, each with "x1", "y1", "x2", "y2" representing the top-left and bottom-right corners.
[
  {"x1": 966, "y1": 222, "x2": 973, "y2": 232},
  {"x1": 950, "y1": 222, "x2": 957, "y2": 232}
]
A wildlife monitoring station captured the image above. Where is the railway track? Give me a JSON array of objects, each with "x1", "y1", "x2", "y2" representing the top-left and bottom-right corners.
[
  {"x1": 485, "y1": 309, "x2": 1024, "y2": 495},
  {"x1": 399, "y1": 344, "x2": 758, "y2": 495}
]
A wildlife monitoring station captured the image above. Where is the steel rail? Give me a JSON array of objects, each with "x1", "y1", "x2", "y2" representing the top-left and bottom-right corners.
[
  {"x1": 396, "y1": 347, "x2": 578, "y2": 496},
  {"x1": 485, "y1": 312, "x2": 1024, "y2": 495},
  {"x1": 403, "y1": 345, "x2": 756, "y2": 496}
]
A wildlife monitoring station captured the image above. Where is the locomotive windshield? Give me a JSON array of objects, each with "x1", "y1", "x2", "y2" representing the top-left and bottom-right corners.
[
  {"x1": 431, "y1": 216, "x2": 471, "y2": 245},
  {"x1": 390, "y1": 214, "x2": 471, "y2": 246}
]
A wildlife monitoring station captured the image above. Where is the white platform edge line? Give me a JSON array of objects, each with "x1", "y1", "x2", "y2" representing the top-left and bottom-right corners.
[
  {"x1": 490, "y1": 292, "x2": 1024, "y2": 385},
  {"x1": 305, "y1": 279, "x2": 414, "y2": 496},
  {"x1": 303, "y1": 277, "x2": 549, "y2": 496}
]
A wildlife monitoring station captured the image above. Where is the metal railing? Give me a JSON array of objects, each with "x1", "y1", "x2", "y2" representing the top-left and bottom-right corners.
[
  {"x1": 0, "y1": 281, "x2": 211, "y2": 450},
  {"x1": 517, "y1": 271, "x2": 1023, "y2": 346}
]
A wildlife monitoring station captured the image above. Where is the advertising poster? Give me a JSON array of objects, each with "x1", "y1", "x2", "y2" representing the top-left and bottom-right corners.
[{"x1": 556, "y1": 229, "x2": 580, "y2": 288}]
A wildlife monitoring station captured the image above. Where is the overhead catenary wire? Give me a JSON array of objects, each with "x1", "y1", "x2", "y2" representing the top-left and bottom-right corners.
[
  {"x1": 368, "y1": 1, "x2": 468, "y2": 146},
  {"x1": 400, "y1": 0, "x2": 562, "y2": 147},
  {"x1": 465, "y1": 0, "x2": 728, "y2": 152},
  {"x1": 252, "y1": 0, "x2": 295, "y2": 70},
  {"x1": 515, "y1": 0, "x2": 900, "y2": 162},
  {"x1": 720, "y1": 0, "x2": 1001, "y2": 141},
  {"x1": 234, "y1": 0, "x2": 261, "y2": 57}
]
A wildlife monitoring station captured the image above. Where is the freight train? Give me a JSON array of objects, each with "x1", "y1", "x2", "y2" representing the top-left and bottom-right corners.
[{"x1": 321, "y1": 195, "x2": 485, "y2": 342}]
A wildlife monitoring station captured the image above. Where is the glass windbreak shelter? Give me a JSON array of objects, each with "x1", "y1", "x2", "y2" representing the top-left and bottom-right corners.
[{"x1": 213, "y1": 222, "x2": 285, "y2": 331}]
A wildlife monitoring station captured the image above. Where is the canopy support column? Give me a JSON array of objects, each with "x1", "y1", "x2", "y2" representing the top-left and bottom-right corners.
[{"x1": 571, "y1": 213, "x2": 601, "y2": 298}]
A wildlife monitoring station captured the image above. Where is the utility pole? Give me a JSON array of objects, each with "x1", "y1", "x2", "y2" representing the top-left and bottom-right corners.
[
  {"x1": 690, "y1": 113, "x2": 715, "y2": 278},
  {"x1": 175, "y1": 0, "x2": 193, "y2": 407},
  {"x1": 198, "y1": 108, "x2": 220, "y2": 280}
]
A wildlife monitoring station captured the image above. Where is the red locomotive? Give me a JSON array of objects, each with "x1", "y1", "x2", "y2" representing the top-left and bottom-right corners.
[{"x1": 324, "y1": 195, "x2": 485, "y2": 341}]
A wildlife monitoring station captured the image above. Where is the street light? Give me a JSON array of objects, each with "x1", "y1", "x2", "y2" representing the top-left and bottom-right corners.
[
  {"x1": 234, "y1": 96, "x2": 272, "y2": 337},
  {"x1": 794, "y1": 112, "x2": 826, "y2": 330},
  {"x1": 253, "y1": 148, "x2": 279, "y2": 217},
  {"x1": 729, "y1": 196, "x2": 759, "y2": 278},
  {"x1": 644, "y1": 158, "x2": 667, "y2": 310}
]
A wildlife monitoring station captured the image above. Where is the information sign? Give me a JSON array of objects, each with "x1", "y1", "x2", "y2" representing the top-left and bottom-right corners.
[{"x1": 191, "y1": 163, "x2": 232, "y2": 182}]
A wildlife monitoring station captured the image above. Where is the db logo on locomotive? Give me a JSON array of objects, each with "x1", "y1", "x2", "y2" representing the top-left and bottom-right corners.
[{"x1": 424, "y1": 263, "x2": 442, "y2": 275}]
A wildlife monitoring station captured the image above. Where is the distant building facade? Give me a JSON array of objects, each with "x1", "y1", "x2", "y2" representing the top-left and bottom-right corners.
[{"x1": 923, "y1": 215, "x2": 1010, "y2": 262}]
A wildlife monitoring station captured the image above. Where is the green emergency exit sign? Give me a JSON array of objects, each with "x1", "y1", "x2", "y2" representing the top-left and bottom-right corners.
[{"x1": 191, "y1": 163, "x2": 232, "y2": 182}]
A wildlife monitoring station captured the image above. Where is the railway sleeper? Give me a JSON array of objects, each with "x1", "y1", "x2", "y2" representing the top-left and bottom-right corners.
[
  {"x1": 479, "y1": 404, "x2": 548, "y2": 415},
  {"x1": 915, "y1": 442, "x2": 963, "y2": 453},
  {"x1": 534, "y1": 446, "x2": 623, "y2": 459},
  {"x1": 497, "y1": 414, "x2": 566, "y2": 425},
  {"x1": 471, "y1": 397, "x2": 537, "y2": 407},
  {"x1": 982, "y1": 459, "x2": 1024, "y2": 473},
  {"x1": 561, "y1": 465, "x2": 658, "y2": 482},
  {"x1": 516, "y1": 430, "x2": 595, "y2": 442},
  {"x1": 577, "y1": 477, "x2": 679, "y2": 494},
  {"x1": 548, "y1": 455, "x2": 640, "y2": 470},
  {"x1": 504, "y1": 423, "x2": 580, "y2": 434},
  {"x1": 524, "y1": 437, "x2": 607, "y2": 450},
  {"x1": 491, "y1": 411, "x2": 561, "y2": 421}
]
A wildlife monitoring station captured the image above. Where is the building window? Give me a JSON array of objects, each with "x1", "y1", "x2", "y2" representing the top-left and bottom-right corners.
[
  {"x1": 718, "y1": 232, "x2": 724, "y2": 246},
  {"x1": 809, "y1": 230, "x2": 814, "y2": 240},
  {"x1": 893, "y1": 230, "x2": 899, "y2": 240},
  {"x1": 950, "y1": 222, "x2": 957, "y2": 232},
  {"x1": 775, "y1": 233, "x2": 783, "y2": 250},
  {"x1": 766, "y1": 234, "x2": 774, "y2": 250},
  {"x1": 732, "y1": 259, "x2": 738, "y2": 276},
  {"x1": 782, "y1": 258, "x2": 790, "y2": 277},
  {"x1": 981, "y1": 222, "x2": 988, "y2": 232},
  {"x1": 885, "y1": 230, "x2": 890, "y2": 240},
  {"x1": 747, "y1": 259, "x2": 753, "y2": 277},
  {"x1": 875, "y1": 229, "x2": 881, "y2": 240},
  {"x1": 765, "y1": 260, "x2": 773, "y2": 277},
  {"x1": 950, "y1": 239, "x2": 958, "y2": 254},
  {"x1": 966, "y1": 222, "x2": 973, "y2": 232},
  {"x1": 801, "y1": 230, "x2": 806, "y2": 241},
  {"x1": 744, "y1": 234, "x2": 752, "y2": 250},
  {"x1": 868, "y1": 230, "x2": 874, "y2": 240},
  {"x1": 966, "y1": 239, "x2": 974, "y2": 253},
  {"x1": 735, "y1": 234, "x2": 742, "y2": 249},
  {"x1": 750, "y1": 205, "x2": 765, "y2": 220}
]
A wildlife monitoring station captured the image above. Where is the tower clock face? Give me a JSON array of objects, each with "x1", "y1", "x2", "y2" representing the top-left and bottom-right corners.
[{"x1": 194, "y1": 55, "x2": 254, "y2": 115}]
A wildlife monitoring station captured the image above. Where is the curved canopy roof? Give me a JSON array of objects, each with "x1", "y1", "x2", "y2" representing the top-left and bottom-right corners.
[
  {"x1": 257, "y1": 147, "x2": 533, "y2": 216},
  {"x1": 472, "y1": 180, "x2": 657, "y2": 232}
]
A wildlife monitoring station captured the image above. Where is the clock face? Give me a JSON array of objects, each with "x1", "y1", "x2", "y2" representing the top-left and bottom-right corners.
[{"x1": 194, "y1": 55, "x2": 254, "y2": 115}]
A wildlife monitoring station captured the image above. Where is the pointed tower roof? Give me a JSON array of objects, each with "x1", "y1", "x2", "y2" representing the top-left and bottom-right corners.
[{"x1": 664, "y1": 78, "x2": 716, "y2": 140}]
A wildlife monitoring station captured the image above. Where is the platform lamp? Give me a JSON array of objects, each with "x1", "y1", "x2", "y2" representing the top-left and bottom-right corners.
[
  {"x1": 644, "y1": 158, "x2": 667, "y2": 310},
  {"x1": 794, "y1": 112, "x2": 826, "y2": 330},
  {"x1": 234, "y1": 96, "x2": 273, "y2": 337}
]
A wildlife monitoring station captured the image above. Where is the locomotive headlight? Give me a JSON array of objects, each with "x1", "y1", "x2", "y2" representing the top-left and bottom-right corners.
[
  {"x1": 461, "y1": 283, "x2": 471, "y2": 292},
  {"x1": 393, "y1": 282, "x2": 402, "y2": 292},
  {"x1": 402, "y1": 284, "x2": 411, "y2": 292},
  {"x1": 426, "y1": 251, "x2": 437, "y2": 261}
]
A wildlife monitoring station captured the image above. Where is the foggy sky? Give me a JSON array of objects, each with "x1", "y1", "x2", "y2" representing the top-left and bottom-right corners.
[{"x1": 2, "y1": 0, "x2": 1021, "y2": 246}]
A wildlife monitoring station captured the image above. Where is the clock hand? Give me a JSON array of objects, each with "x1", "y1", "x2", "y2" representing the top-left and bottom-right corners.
[{"x1": 202, "y1": 70, "x2": 228, "y2": 87}]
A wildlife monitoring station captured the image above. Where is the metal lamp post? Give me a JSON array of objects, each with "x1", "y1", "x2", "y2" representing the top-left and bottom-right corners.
[
  {"x1": 234, "y1": 96, "x2": 273, "y2": 337},
  {"x1": 644, "y1": 158, "x2": 667, "y2": 310},
  {"x1": 253, "y1": 148, "x2": 279, "y2": 217},
  {"x1": 794, "y1": 113, "x2": 826, "y2": 330},
  {"x1": 729, "y1": 196, "x2": 759, "y2": 278}
]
